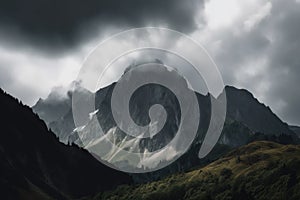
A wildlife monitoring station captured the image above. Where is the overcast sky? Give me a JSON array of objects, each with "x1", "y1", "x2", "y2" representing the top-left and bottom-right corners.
[{"x1": 0, "y1": 0, "x2": 299, "y2": 126}]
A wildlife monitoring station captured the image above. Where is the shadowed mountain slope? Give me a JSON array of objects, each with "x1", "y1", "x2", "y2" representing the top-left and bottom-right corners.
[
  {"x1": 0, "y1": 88, "x2": 132, "y2": 199},
  {"x1": 290, "y1": 126, "x2": 300, "y2": 138}
]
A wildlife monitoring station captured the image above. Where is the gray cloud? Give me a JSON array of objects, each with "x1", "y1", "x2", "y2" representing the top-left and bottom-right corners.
[
  {"x1": 199, "y1": 0, "x2": 300, "y2": 125},
  {"x1": 0, "y1": 0, "x2": 203, "y2": 52},
  {"x1": 265, "y1": 0, "x2": 300, "y2": 125},
  {"x1": 0, "y1": 62, "x2": 40, "y2": 104}
]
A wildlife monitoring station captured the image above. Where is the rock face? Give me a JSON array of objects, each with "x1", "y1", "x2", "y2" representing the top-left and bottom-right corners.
[
  {"x1": 289, "y1": 125, "x2": 300, "y2": 138},
  {"x1": 0, "y1": 88, "x2": 132, "y2": 199},
  {"x1": 225, "y1": 86, "x2": 295, "y2": 136},
  {"x1": 32, "y1": 87, "x2": 71, "y2": 126}
]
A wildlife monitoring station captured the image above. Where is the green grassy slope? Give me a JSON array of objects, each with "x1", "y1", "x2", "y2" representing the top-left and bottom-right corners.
[{"x1": 93, "y1": 141, "x2": 300, "y2": 200}]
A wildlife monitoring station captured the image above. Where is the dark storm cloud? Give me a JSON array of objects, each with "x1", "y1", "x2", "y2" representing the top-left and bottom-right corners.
[{"x1": 0, "y1": 0, "x2": 203, "y2": 51}]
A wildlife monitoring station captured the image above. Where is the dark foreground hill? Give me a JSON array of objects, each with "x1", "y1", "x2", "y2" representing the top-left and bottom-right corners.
[
  {"x1": 0, "y1": 88, "x2": 132, "y2": 199},
  {"x1": 94, "y1": 141, "x2": 300, "y2": 200}
]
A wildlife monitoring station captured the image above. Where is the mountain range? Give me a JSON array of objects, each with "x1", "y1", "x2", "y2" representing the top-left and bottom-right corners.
[
  {"x1": 32, "y1": 65, "x2": 299, "y2": 182},
  {"x1": 33, "y1": 69, "x2": 297, "y2": 146},
  {"x1": 1, "y1": 84, "x2": 300, "y2": 199},
  {"x1": 1, "y1": 64, "x2": 299, "y2": 199}
]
